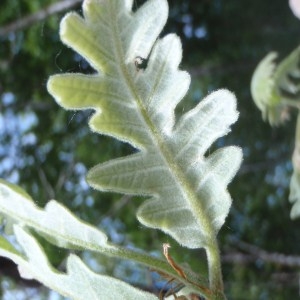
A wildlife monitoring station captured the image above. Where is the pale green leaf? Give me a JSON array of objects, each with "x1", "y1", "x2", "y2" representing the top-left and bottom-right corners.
[
  {"x1": 0, "y1": 180, "x2": 179, "y2": 277},
  {"x1": 289, "y1": 112, "x2": 300, "y2": 219},
  {"x1": 289, "y1": 172, "x2": 300, "y2": 219},
  {"x1": 250, "y1": 52, "x2": 283, "y2": 125},
  {"x1": 252, "y1": 48, "x2": 300, "y2": 219},
  {"x1": 48, "y1": 0, "x2": 242, "y2": 249},
  {"x1": 251, "y1": 47, "x2": 300, "y2": 126},
  {"x1": 0, "y1": 226, "x2": 157, "y2": 300},
  {"x1": 0, "y1": 179, "x2": 206, "y2": 294},
  {"x1": 0, "y1": 174, "x2": 206, "y2": 295},
  {"x1": 251, "y1": 52, "x2": 278, "y2": 110},
  {"x1": 0, "y1": 179, "x2": 109, "y2": 251},
  {"x1": 273, "y1": 46, "x2": 300, "y2": 100}
]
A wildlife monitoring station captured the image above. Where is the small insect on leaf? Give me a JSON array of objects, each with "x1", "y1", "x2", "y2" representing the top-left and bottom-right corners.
[{"x1": 134, "y1": 56, "x2": 148, "y2": 71}]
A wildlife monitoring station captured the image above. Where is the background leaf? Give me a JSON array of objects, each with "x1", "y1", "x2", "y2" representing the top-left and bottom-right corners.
[
  {"x1": 251, "y1": 47, "x2": 300, "y2": 126},
  {"x1": 250, "y1": 52, "x2": 281, "y2": 125},
  {"x1": 290, "y1": 112, "x2": 300, "y2": 219},
  {"x1": 251, "y1": 47, "x2": 300, "y2": 219}
]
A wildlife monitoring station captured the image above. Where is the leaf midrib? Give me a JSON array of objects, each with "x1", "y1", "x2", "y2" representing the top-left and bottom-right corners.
[{"x1": 109, "y1": 2, "x2": 215, "y2": 245}]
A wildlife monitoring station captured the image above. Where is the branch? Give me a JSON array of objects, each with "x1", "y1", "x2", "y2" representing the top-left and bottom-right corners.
[
  {"x1": 0, "y1": 0, "x2": 82, "y2": 37},
  {"x1": 37, "y1": 167, "x2": 56, "y2": 200},
  {"x1": 225, "y1": 239, "x2": 300, "y2": 267},
  {"x1": 222, "y1": 252, "x2": 255, "y2": 265},
  {"x1": 188, "y1": 60, "x2": 255, "y2": 77}
]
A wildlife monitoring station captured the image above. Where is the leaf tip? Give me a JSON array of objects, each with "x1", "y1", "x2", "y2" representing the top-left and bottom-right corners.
[
  {"x1": 211, "y1": 89, "x2": 239, "y2": 121},
  {"x1": 59, "y1": 12, "x2": 82, "y2": 44}
]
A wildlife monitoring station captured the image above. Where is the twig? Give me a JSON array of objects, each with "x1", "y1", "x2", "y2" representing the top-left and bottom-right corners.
[
  {"x1": 0, "y1": 0, "x2": 82, "y2": 37},
  {"x1": 222, "y1": 252, "x2": 255, "y2": 265},
  {"x1": 37, "y1": 167, "x2": 55, "y2": 200},
  {"x1": 226, "y1": 239, "x2": 300, "y2": 267},
  {"x1": 188, "y1": 60, "x2": 255, "y2": 77},
  {"x1": 55, "y1": 159, "x2": 75, "y2": 191}
]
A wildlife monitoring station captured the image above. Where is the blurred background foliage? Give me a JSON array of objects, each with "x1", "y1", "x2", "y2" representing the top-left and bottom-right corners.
[{"x1": 1, "y1": 0, "x2": 300, "y2": 299}]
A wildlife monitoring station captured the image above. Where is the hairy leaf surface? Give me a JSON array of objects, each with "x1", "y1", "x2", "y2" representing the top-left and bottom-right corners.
[
  {"x1": 48, "y1": 0, "x2": 242, "y2": 248},
  {"x1": 0, "y1": 180, "x2": 178, "y2": 276},
  {"x1": 0, "y1": 180, "x2": 210, "y2": 297},
  {"x1": 0, "y1": 179, "x2": 109, "y2": 250},
  {"x1": 0, "y1": 226, "x2": 157, "y2": 300}
]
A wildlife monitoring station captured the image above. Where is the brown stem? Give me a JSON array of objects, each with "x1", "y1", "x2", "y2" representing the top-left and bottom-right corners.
[{"x1": 0, "y1": 0, "x2": 82, "y2": 36}]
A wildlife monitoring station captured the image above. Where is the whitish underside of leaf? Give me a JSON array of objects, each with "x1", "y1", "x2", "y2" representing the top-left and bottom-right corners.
[
  {"x1": 0, "y1": 180, "x2": 176, "y2": 275},
  {"x1": 0, "y1": 180, "x2": 191, "y2": 296},
  {"x1": 48, "y1": 0, "x2": 242, "y2": 248},
  {"x1": 0, "y1": 226, "x2": 157, "y2": 300},
  {"x1": 0, "y1": 179, "x2": 109, "y2": 250}
]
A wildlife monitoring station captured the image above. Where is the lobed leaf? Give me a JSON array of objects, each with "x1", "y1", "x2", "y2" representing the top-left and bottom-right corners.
[
  {"x1": 251, "y1": 47, "x2": 300, "y2": 126},
  {"x1": 0, "y1": 179, "x2": 110, "y2": 251},
  {"x1": 250, "y1": 52, "x2": 283, "y2": 125},
  {"x1": 0, "y1": 226, "x2": 157, "y2": 300},
  {"x1": 0, "y1": 180, "x2": 180, "y2": 276},
  {"x1": 48, "y1": 0, "x2": 242, "y2": 249},
  {"x1": 274, "y1": 46, "x2": 300, "y2": 101},
  {"x1": 289, "y1": 172, "x2": 300, "y2": 219},
  {"x1": 290, "y1": 112, "x2": 300, "y2": 219},
  {"x1": 252, "y1": 47, "x2": 300, "y2": 219},
  {"x1": 2, "y1": 179, "x2": 209, "y2": 296}
]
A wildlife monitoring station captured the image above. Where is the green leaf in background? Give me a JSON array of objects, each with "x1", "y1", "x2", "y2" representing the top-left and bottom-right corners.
[
  {"x1": 251, "y1": 46, "x2": 300, "y2": 219},
  {"x1": 48, "y1": 0, "x2": 242, "y2": 250},
  {"x1": 274, "y1": 46, "x2": 300, "y2": 103},
  {"x1": 290, "y1": 112, "x2": 300, "y2": 219},
  {"x1": 250, "y1": 52, "x2": 282, "y2": 125},
  {"x1": 251, "y1": 47, "x2": 300, "y2": 126}
]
